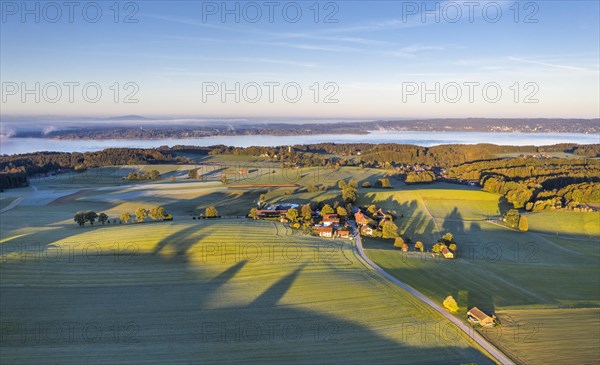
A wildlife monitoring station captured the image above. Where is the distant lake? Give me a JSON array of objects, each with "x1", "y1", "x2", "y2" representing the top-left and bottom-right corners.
[{"x1": 1, "y1": 131, "x2": 598, "y2": 155}]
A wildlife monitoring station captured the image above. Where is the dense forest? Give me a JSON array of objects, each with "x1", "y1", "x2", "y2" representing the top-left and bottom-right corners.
[{"x1": 447, "y1": 157, "x2": 600, "y2": 208}]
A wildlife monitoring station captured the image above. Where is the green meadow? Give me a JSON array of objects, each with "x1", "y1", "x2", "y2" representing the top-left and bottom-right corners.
[
  {"x1": 0, "y1": 173, "x2": 494, "y2": 365},
  {"x1": 361, "y1": 186, "x2": 600, "y2": 364},
  {"x1": 1, "y1": 164, "x2": 598, "y2": 364}
]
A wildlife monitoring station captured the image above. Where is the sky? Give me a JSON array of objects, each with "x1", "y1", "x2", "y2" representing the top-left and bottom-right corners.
[{"x1": 1, "y1": 0, "x2": 599, "y2": 119}]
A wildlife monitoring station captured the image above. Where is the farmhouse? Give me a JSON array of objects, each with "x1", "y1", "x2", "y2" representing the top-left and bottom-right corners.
[
  {"x1": 441, "y1": 246, "x2": 455, "y2": 259},
  {"x1": 317, "y1": 226, "x2": 334, "y2": 238},
  {"x1": 256, "y1": 209, "x2": 288, "y2": 218},
  {"x1": 322, "y1": 214, "x2": 340, "y2": 226},
  {"x1": 256, "y1": 203, "x2": 301, "y2": 218},
  {"x1": 467, "y1": 307, "x2": 496, "y2": 327},
  {"x1": 354, "y1": 211, "x2": 369, "y2": 226},
  {"x1": 337, "y1": 230, "x2": 351, "y2": 238}
]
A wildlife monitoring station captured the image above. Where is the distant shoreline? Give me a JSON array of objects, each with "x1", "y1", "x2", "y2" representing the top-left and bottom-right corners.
[
  {"x1": 4, "y1": 129, "x2": 599, "y2": 141},
  {"x1": 2, "y1": 118, "x2": 598, "y2": 141}
]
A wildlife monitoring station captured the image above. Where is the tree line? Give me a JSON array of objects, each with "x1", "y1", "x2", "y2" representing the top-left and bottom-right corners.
[{"x1": 74, "y1": 206, "x2": 171, "y2": 227}]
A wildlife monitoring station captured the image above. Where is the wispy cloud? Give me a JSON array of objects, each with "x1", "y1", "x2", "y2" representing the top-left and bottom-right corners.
[{"x1": 508, "y1": 56, "x2": 598, "y2": 73}]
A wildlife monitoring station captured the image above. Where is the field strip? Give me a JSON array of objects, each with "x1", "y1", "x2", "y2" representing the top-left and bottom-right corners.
[{"x1": 351, "y1": 222, "x2": 515, "y2": 365}]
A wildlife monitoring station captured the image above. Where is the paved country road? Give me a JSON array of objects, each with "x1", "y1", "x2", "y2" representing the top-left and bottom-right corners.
[
  {"x1": 0, "y1": 197, "x2": 24, "y2": 214},
  {"x1": 350, "y1": 222, "x2": 516, "y2": 365}
]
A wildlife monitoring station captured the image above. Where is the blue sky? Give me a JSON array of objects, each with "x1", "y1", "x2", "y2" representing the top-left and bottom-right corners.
[{"x1": 1, "y1": 0, "x2": 599, "y2": 118}]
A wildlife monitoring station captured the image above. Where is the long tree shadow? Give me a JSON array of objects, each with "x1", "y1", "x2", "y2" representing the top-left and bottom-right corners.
[
  {"x1": 1, "y1": 241, "x2": 496, "y2": 365},
  {"x1": 248, "y1": 264, "x2": 306, "y2": 309},
  {"x1": 442, "y1": 207, "x2": 465, "y2": 235}
]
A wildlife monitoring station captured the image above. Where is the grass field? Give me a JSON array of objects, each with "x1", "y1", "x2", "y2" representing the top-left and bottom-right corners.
[
  {"x1": 362, "y1": 186, "x2": 600, "y2": 365},
  {"x1": 526, "y1": 211, "x2": 600, "y2": 237},
  {"x1": 2, "y1": 165, "x2": 598, "y2": 365},
  {"x1": 0, "y1": 219, "x2": 495, "y2": 365},
  {"x1": 491, "y1": 308, "x2": 600, "y2": 365}
]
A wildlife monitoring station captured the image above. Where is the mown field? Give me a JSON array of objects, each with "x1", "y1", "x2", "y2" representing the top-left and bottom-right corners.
[
  {"x1": 526, "y1": 210, "x2": 600, "y2": 237},
  {"x1": 362, "y1": 187, "x2": 600, "y2": 365},
  {"x1": 0, "y1": 217, "x2": 495, "y2": 365},
  {"x1": 2, "y1": 163, "x2": 598, "y2": 364},
  {"x1": 492, "y1": 308, "x2": 600, "y2": 365}
]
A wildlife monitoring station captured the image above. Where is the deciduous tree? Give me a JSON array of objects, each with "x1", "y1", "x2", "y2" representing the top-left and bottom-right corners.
[
  {"x1": 443, "y1": 296, "x2": 459, "y2": 313},
  {"x1": 135, "y1": 208, "x2": 147, "y2": 223},
  {"x1": 382, "y1": 220, "x2": 399, "y2": 239},
  {"x1": 518, "y1": 215, "x2": 529, "y2": 231},
  {"x1": 98, "y1": 213, "x2": 108, "y2": 225},
  {"x1": 286, "y1": 208, "x2": 299, "y2": 222},
  {"x1": 206, "y1": 206, "x2": 218, "y2": 218},
  {"x1": 320, "y1": 204, "x2": 334, "y2": 215},
  {"x1": 414, "y1": 241, "x2": 424, "y2": 252},
  {"x1": 85, "y1": 211, "x2": 98, "y2": 226},
  {"x1": 74, "y1": 212, "x2": 86, "y2": 227},
  {"x1": 393, "y1": 236, "x2": 405, "y2": 248},
  {"x1": 149, "y1": 206, "x2": 166, "y2": 221},
  {"x1": 120, "y1": 212, "x2": 131, "y2": 224}
]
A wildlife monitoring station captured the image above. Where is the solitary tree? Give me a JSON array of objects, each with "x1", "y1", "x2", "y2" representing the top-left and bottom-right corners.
[
  {"x1": 443, "y1": 295, "x2": 459, "y2": 313},
  {"x1": 221, "y1": 175, "x2": 229, "y2": 185},
  {"x1": 518, "y1": 215, "x2": 529, "y2": 232},
  {"x1": 85, "y1": 211, "x2": 98, "y2": 226},
  {"x1": 206, "y1": 206, "x2": 218, "y2": 218},
  {"x1": 414, "y1": 241, "x2": 424, "y2": 252},
  {"x1": 382, "y1": 220, "x2": 399, "y2": 239},
  {"x1": 74, "y1": 212, "x2": 86, "y2": 227},
  {"x1": 135, "y1": 208, "x2": 147, "y2": 223},
  {"x1": 336, "y1": 206, "x2": 348, "y2": 218},
  {"x1": 379, "y1": 178, "x2": 392, "y2": 188},
  {"x1": 98, "y1": 213, "x2": 108, "y2": 225},
  {"x1": 120, "y1": 212, "x2": 131, "y2": 224}
]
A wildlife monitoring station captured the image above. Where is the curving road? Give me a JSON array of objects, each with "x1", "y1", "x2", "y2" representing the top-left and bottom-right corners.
[
  {"x1": 0, "y1": 197, "x2": 24, "y2": 214},
  {"x1": 350, "y1": 222, "x2": 515, "y2": 365}
]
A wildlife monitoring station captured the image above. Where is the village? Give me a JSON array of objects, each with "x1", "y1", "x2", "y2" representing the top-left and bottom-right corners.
[{"x1": 248, "y1": 201, "x2": 460, "y2": 259}]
